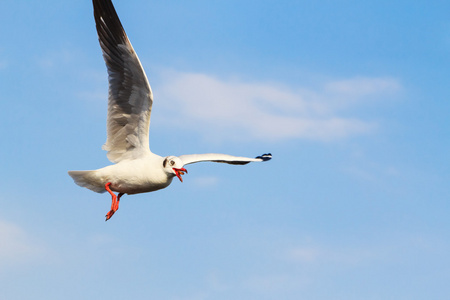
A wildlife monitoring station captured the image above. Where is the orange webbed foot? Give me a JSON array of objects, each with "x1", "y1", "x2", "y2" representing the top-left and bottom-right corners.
[
  {"x1": 104, "y1": 183, "x2": 124, "y2": 221},
  {"x1": 105, "y1": 209, "x2": 116, "y2": 221}
]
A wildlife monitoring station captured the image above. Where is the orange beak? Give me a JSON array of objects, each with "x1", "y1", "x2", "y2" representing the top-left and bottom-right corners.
[{"x1": 173, "y1": 167, "x2": 188, "y2": 182}]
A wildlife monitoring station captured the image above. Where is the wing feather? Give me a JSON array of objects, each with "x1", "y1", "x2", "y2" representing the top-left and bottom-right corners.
[
  {"x1": 93, "y1": 0, "x2": 153, "y2": 163},
  {"x1": 178, "y1": 153, "x2": 272, "y2": 166}
]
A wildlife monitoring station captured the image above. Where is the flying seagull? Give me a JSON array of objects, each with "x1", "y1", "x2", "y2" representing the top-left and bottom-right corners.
[{"x1": 68, "y1": 0, "x2": 272, "y2": 221}]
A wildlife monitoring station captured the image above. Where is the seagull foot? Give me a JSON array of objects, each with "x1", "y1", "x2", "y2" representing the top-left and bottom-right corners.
[
  {"x1": 104, "y1": 182, "x2": 124, "y2": 221},
  {"x1": 104, "y1": 196, "x2": 122, "y2": 221},
  {"x1": 105, "y1": 209, "x2": 116, "y2": 221}
]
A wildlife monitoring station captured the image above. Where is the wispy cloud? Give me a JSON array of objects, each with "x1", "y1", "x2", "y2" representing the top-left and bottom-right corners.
[
  {"x1": 284, "y1": 232, "x2": 445, "y2": 268},
  {"x1": 156, "y1": 71, "x2": 401, "y2": 142},
  {"x1": 0, "y1": 220, "x2": 47, "y2": 266},
  {"x1": 325, "y1": 77, "x2": 401, "y2": 100},
  {"x1": 191, "y1": 176, "x2": 220, "y2": 188},
  {"x1": 286, "y1": 244, "x2": 378, "y2": 266},
  {"x1": 37, "y1": 49, "x2": 76, "y2": 71}
]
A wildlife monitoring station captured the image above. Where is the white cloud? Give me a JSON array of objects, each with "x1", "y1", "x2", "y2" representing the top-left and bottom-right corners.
[
  {"x1": 284, "y1": 234, "x2": 437, "y2": 267},
  {"x1": 191, "y1": 176, "x2": 220, "y2": 188},
  {"x1": 286, "y1": 243, "x2": 382, "y2": 267},
  {"x1": 36, "y1": 48, "x2": 80, "y2": 72},
  {"x1": 0, "y1": 220, "x2": 47, "y2": 266},
  {"x1": 34, "y1": 46, "x2": 104, "y2": 81},
  {"x1": 288, "y1": 246, "x2": 321, "y2": 263},
  {"x1": 156, "y1": 71, "x2": 401, "y2": 142},
  {"x1": 325, "y1": 77, "x2": 401, "y2": 100}
]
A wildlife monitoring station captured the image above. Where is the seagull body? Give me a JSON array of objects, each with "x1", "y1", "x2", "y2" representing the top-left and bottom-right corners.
[
  {"x1": 68, "y1": 0, "x2": 272, "y2": 220},
  {"x1": 69, "y1": 156, "x2": 172, "y2": 195}
]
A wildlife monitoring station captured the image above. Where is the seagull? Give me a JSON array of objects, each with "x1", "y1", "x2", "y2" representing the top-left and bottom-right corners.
[{"x1": 68, "y1": 0, "x2": 272, "y2": 221}]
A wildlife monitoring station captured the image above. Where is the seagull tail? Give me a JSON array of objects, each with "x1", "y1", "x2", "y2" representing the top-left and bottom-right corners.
[{"x1": 68, "y1": 170, "x2": 106, "y2": 193}]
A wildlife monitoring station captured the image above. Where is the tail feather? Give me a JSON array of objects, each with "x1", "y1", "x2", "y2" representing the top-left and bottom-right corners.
[{"x1": 68, "y1": 170, "x2": 105, "y2": 193}]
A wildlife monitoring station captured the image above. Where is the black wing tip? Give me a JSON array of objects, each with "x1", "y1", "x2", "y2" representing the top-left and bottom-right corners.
[
  {"x1": 93, "y1": 0, "x2": 128, "y2": 44},
  {"x1": 255, "y1": 153, "x2": 272, "y2": 162}
]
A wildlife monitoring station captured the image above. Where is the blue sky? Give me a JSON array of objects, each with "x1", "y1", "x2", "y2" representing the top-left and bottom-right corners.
[{"x1": 1, "y1": 0, "x2": 450, "y2": 299}]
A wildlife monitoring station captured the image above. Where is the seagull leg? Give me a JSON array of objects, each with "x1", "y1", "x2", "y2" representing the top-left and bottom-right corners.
[
  {"x1": 105, "y1": 182, "x2": 121, "y2": 221},
  {"x1": 114, "y1": 192, "x2": 124, "y2": 212}
]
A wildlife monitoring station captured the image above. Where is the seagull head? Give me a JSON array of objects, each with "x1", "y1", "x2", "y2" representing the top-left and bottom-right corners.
[{"x1": 163, "y1": 156, "x2": 188, "y2": 182}]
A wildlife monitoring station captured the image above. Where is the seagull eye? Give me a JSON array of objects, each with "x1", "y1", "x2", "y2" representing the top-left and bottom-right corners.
[{"x1": 170, "y1": 161, "x2": 175, "y2": 166}]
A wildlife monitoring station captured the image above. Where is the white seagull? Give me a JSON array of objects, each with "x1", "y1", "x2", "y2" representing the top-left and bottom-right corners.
[{"x1": 68, "y1": 0, "x2": 272, "y2": 221}]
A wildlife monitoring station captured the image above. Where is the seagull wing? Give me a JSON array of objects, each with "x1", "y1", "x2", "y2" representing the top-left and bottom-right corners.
[
  {"x1": 93, "y1": 0, "x2": 153, "y2": 163},
  {"x1": 178, "y1": 153, "x2": 272, "y2": 166}
]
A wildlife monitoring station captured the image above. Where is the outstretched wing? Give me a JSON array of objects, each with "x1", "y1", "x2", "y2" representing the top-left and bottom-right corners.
[
  {"x1": 93, "y1": 0, "x2": 153, "y2": 163},
  {"x1": 178, "y1": 153, "x2": 272, "y2": 166}
]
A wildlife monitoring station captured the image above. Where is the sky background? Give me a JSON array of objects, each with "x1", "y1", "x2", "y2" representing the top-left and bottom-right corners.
[{"x1": 1, "y1": 0, "x2": 450, "y2": 299}]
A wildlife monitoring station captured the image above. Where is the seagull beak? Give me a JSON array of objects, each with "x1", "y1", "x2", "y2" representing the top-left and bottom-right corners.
[{"x1": 173, "y1": 167, "x2": 188, "y2": 182}]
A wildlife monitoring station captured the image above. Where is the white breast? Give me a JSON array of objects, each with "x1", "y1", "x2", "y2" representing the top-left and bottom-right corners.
[{"x1": 96, "y1": 155, "x2": 173, "y2": 194}]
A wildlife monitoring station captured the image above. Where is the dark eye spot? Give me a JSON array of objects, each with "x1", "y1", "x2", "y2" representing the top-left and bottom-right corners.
[{"x1": 170, "y1": 160, "x2": 175, "y2": 166}]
